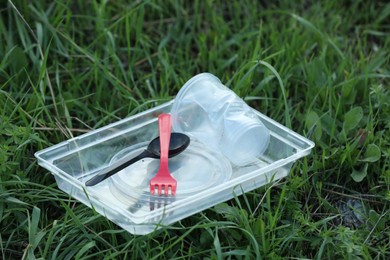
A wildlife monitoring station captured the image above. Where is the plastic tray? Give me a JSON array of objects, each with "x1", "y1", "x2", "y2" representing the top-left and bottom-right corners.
[{"x1": 35, "y1": 100, "x2": 314, "y2": 235}]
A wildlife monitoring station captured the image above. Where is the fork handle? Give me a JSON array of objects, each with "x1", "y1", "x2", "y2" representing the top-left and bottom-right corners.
[{"x1": 158, "y1": 114, "x2": 171, "y2": 173}]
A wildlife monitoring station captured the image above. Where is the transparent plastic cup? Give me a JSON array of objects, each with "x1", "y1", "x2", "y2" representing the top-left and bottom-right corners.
[{"x1": 171, "y1": 73, "x2": 270, "y2": 166}]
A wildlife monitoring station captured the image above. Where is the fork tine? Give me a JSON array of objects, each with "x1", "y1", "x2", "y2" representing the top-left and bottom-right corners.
[{"x1": 150, "y1": 182, "x2": 177, "y2": 196}]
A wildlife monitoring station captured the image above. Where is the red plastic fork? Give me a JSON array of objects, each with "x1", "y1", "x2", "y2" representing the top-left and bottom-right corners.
[{"x1": 150, "y1": 114, "x2": 177, "y2": 196}]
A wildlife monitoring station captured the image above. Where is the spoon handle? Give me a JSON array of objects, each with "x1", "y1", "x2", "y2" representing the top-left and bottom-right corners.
[{"x1": 85, "y1": 149, "x2": 150, "y2": 186}]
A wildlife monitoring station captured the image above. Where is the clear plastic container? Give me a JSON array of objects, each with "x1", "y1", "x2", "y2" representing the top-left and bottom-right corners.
[
  {"x1": 35, "y1": 100, "x2": 314, "y2": 235},
  {"x1": 171, "y1": 73, "x2": 270, "y2": 166}
]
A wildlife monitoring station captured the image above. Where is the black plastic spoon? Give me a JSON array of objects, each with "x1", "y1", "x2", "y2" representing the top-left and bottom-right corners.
[{"x1": 85, "y1": 133, "x2": 190, "y2": 186}]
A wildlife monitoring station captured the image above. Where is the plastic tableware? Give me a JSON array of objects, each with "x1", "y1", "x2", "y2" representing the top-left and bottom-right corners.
[
  {"x1": 171, "y1": 73, "x2": 270, "y2": 166},
  {"x1": 85, "y1": 133, "x2": 190, "y2": 186},
  {"x1": 150, "y1": 114, "x2": 177, "y2": 196},
  {"x1": 35, "y1": 100, "x2": 315, "y2": 235}
]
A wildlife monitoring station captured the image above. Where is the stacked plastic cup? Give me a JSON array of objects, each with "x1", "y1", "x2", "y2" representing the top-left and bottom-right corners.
[{"x1": 171, "y1": 73, "x2": 270, "y2": 166}]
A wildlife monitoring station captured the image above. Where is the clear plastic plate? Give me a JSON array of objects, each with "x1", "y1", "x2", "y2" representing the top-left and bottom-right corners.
[{"x1": 108, "y1": 138, "x2": 232, "y2": 208}]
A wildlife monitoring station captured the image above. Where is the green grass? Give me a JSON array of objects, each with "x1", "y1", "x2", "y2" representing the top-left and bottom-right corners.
[{"x1": 1, "y1": 0, "x2": 389, "y2": 258}]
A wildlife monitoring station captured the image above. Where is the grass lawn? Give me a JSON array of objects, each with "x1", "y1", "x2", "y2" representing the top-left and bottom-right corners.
[{"x1": 1, "y1": 0, "x2": 389, "y2": 259}]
